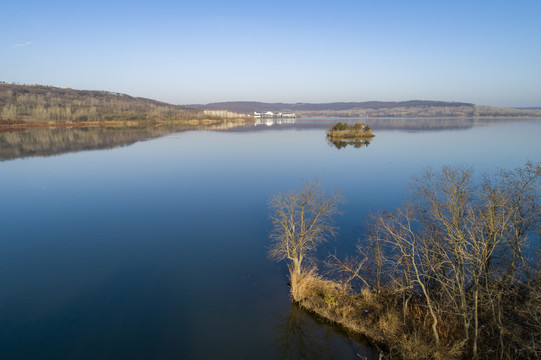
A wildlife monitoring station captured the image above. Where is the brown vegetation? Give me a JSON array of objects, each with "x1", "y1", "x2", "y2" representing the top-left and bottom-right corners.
[
  {"x1": 268, "y1": 180, "x2": 343, "y2": 278},
  {"x1": 0, "y1": 83, "x2": 253, "y2": 124},
  {"x1": 270, "y1": 163, "x2": 541, "y2": 359},
  {"x1": 327, "y1": 122, "x2": 375, "y2": 140},
  {"x1": 289, "y1": 269, "x2": 463, "y2": 359},
  {"x1": 326, "y1": 122, "x2": 374, "y2": 149}
]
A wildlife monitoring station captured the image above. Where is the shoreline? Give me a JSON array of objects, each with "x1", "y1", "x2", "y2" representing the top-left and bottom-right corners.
[
  {"x1": 291, "y1": 270, "x2": 460, "y2": 360},
  {"x1": 0, "y1": 118, "x2": 255, "y2": 132}
]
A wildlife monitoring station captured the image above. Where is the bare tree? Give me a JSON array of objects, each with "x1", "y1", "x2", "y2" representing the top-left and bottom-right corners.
[
  {"x1": 375, "y1": 205, "x2": 443, "y2": 346},
  {"x1": 367, "y1": 163, "x2": 541, "y2": 356},
  {"x1": 268, "y1": 180, "x2": 343, "y2": 280}
]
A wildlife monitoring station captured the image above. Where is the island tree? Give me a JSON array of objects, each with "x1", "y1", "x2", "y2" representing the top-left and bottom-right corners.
[{"x1": 268, "y1": 180, "x2": 343, "y2": 297}]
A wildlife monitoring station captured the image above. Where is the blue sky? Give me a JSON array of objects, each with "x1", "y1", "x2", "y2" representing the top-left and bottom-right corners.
[{"x1": 1, "y1": 0, "x2": 540, "y2": 106}]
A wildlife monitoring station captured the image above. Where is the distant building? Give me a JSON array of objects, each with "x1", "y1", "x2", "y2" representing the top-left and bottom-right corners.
[{"x1": 253, "y1": 111, "x2": 297, "y2": 118}]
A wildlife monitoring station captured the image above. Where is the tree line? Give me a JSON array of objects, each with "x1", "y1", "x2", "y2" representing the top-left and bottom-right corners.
[{"x1": 0, "y1": 84, "x2": 210, "y2": 123}]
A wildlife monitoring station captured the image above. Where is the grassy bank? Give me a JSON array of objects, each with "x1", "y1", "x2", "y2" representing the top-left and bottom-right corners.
[{"x1": 291, "y1": 269, "x2": 463, "y2": 359}]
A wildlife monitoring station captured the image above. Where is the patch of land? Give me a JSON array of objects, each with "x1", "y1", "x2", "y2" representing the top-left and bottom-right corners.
[
  {"x1": 271, "y1": 168, "x2": 541, "y2": 359},
  {"x1": 326, "y1": 122, "x2": 375, "y2": 139}
]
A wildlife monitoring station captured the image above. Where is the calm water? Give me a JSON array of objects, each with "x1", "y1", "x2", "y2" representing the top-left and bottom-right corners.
[{"x1": 0, "y1": 118, "x2": 540, "y2": 359}]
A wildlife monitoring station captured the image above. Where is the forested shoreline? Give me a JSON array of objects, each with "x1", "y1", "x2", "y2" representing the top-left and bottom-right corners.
[
  {"x1": 270, "y1": 165, "x2": 541, "y2": 359},
  {"x1": 3, "y1": 84, "x2": 541, "y2": 124},
  {"x1": 0, "y1": 83, "x2": 246, "y2": 123}
]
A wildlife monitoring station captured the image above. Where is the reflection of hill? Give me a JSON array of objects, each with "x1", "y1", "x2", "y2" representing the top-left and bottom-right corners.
[
  {"x1": 356, "y1": 117, "x2": 541, "y2": 131},
  {"x1": 3, "y1": 117, "x2": 540, "y2": 161},
  {"x1": 0, "y1": 121, "x2": 250, "y2": 161},
  {"x1": 224, "y1": 117, "x2": 541, "y2": 133},
  {"x1": 368, "y1": 117, "x2": 477, "y2": 131}
]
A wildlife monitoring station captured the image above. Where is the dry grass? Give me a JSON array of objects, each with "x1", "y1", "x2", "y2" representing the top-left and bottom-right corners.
[
  {"x1": 289, "y1": 268, "x2": 463, "y2": 359},
  {"x1": 379, "y1": 311, "x2": 401, "y2": 337},
  {"x1": 327, "y1": 129, "x2": 375, "y2": 139}
]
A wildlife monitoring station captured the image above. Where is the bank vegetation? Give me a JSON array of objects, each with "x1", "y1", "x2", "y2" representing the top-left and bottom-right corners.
[
  {"x1": 0, "y1": 83, "x2": 251, "y2": 125},
  {"x1": 269, "y1": 163, "x2": 541, "y2": 359}
]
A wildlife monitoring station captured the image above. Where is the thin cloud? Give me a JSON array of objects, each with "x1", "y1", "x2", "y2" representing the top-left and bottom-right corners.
[{"x1": 13, "y1": 41, "x2": 32, "y2": 48}]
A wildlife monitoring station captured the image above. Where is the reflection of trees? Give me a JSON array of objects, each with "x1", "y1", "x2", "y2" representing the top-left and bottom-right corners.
[
  {"x1": 229, "y1": 117, "x2": 541, "y2": 133},
  {"x1": 328, "y1": 138, "x2": 371, "y2": 150},
  {"x1": 0, "y1": 122, "x2": 249, "y2": 161},
  {"x1": 274, "y1": 302, "x2": 333, "y2": 359},
  {"x1": 274, "y1": 302, "x2": 376, "y2": 360}
]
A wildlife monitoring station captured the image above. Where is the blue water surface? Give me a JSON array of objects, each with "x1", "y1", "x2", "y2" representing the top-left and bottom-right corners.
[{"x1": 0, "y1": 118, "x2": 540, "y2": 359}]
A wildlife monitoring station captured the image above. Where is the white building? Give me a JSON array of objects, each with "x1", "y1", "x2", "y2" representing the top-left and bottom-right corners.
[{"x1": 253, "y1": 111, "x2": 297, "y2": 118}]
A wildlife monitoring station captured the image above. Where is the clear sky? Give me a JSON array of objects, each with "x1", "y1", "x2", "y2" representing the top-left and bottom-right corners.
[{"x1": 2, "y1": 0, "x2": 540, "y2": 107}]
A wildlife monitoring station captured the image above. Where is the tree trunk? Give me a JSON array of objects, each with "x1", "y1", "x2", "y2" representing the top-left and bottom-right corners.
[
  {"x1": 289, "y1": 256, "x2": 304, "y2": 302},
  {"x1": 292, "y1": 256, "x2": 303, "y2": 277},
  {"x1": 473, "y1": 287, "x2": 479, "y2": 357}
]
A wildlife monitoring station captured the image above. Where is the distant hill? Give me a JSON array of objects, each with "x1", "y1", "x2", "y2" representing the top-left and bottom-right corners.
[
  {"x1": 190, "y1": 100, "x2": 474, "y2": 112},
  {"x1": 2, "y1": 83, "x2": 540, "y2": 122},
  {"x1": 191, "y1": 100, "x2": 541, "y2": 118},
  {"x1": 0, "y1": 83, "x2": 204, "y2": 123}
]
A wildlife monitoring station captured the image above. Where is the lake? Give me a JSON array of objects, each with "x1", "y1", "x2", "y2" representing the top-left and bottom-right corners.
[{"x1": 1, "y1": 117, "x2": 540, "y2": 359}]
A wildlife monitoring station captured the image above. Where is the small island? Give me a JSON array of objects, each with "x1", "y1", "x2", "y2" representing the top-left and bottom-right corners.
[{"x1": 327, "y1": 122, "x2": 375, "y2": 140}]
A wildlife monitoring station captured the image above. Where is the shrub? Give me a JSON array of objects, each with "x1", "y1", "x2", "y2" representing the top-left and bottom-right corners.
[{"x1": 332, "y1": 122, "x2": 348, "y2": 131}]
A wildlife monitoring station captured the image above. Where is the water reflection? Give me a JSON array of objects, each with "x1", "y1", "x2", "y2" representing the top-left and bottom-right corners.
[
  {"x1": 255, "y1": 118, "x2": 298, "y2": 127},
  {"x1": 2, "y1": 117, "x2": 540, "y2": 161},
  {"x1": 0, "y1": 121, "x2": 249, "y2": 161},
  {"x1": 1, "y1": 118, "x2": 540, "y2": 358},
  {"x1": 327, "y1": 138, "x2": 371, "y2": 150},
  {"x1": 274, "y1": 302, "x2": 377, "y2": 360},
  {"x1": 226, "y1": 116, "x2": 541, "y2": 133}
]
